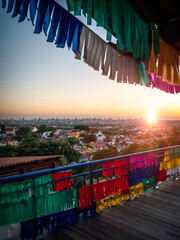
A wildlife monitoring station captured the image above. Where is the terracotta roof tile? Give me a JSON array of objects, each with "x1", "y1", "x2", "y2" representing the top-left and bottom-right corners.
[{"x1": 0, "y1": 155, "x2": 61, "y2": 168}]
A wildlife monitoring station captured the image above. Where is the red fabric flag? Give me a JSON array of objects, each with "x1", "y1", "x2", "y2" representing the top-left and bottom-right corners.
[
  {"x1": 156, "y1": 170, "x2": 167, "y2": 183},
  {"x1": 52, "y1": 172, "x2": 74, "y2": 191},
  {"x1": 79, "y1": 185, "x2": 93, "y2": 210},
  {"x1": 114, "y1": 159, "x2": 128, "y2": 176},
  {"x1": 93, "y1": 182, "x2": 105, "y2": 201},
  {"x1": 102, "y1": 162, "x2": 113, "y2": 178}
]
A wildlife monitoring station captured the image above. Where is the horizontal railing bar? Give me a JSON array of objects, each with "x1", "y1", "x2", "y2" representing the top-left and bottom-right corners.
[
  {"x1": 56, "y1": 172, "x2": 90, "y2": 182},
  {"x1": 94, "y1": 167, "x2": 114, "y2": 173},
  {"x1": 0, "y1": 145, "x2": 179, "y2": 183}
]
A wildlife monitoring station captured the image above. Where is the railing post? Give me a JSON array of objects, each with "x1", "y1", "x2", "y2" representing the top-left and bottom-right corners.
[
  {"x1": 90, "y1": 165, "x2": 93, "y2": 185},
  {"x1": 172, "y1": 148, "x2": 176, "y2": 180},
  {"x1": 84, "y1": 175, "x2": 86, "y2": 186}
]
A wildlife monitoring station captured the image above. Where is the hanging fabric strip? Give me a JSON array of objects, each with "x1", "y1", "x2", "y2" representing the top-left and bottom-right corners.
[
  {"x1": 52, "y1": 172, "x2": 74, "y2": 191},
  {"x1": 66, "y1": 0, "x2": 160, "y2": 59},
  {"x1": 79, "y1": 185, "x2": 93, "y2": 210},
  {"x1": 156, "y1": 38, "x2": 180, "y2": 86},
  {"x1": 2, "y1": 0, "x2": 83, "y2": 54},
  {"x1": 21, "y1": 207, "x2": 79, "y2": 240},
  {"x1": 0, "y1": 180, "x2": 35, "y2": 226},
  {"x1": 76, "y1": 26, "x2": 141, "y2": 85},
  {"x1": 146, "y1": 69, "x2": 180, "y2": 94},
  {"x1": 129, "y1": 153, "x2": 158, "y2": 171}
]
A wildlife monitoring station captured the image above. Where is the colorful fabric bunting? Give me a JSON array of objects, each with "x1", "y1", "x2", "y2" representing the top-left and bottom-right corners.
[
  {"x1": 52, "y1": 172, "x2": 74, "y2": 191},
  {"x1": 67, "y1": 0, "x2": 159, "y2": 59},
  {"x1": 79, "y1": 185, "x2": 93, "y2": 210},
  {"x1": 21, "y1": 208, "x2": 79, "y2": 240},
  {"x1": 2, "y1": 0, "x2": 83, "y2": 54}
]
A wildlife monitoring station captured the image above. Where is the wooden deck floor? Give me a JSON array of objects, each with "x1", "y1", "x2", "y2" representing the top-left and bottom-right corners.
[{"x1": 45, "y1": 178, "x2": 180, "y2": 240}]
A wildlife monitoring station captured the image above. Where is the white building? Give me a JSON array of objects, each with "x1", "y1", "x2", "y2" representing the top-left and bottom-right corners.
[{"x1": 95, "y1": 131, "x2": 106, "y2": 142}]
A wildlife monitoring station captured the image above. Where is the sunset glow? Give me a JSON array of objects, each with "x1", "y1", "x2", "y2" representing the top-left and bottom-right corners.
[{"x1": 146, "y1": 111, "x2": 157, "y2": 124}]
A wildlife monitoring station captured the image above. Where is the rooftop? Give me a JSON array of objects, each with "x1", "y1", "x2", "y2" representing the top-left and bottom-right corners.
[{"x1": 0, "y1": 155, "x2": 61, "y2": 168}]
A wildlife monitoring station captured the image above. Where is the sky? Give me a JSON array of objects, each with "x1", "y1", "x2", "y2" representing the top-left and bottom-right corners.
[{"x1": 0, "y1": 1, "x2": 180, "y2": 120}]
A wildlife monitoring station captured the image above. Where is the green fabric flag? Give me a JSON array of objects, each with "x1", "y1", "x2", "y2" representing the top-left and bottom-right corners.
[
  {"x1": 33, "y1": 174, "x2": 54, "y2": 198},
  {"x1": 169, "y1": 148, "x2": 180, "y2": 160},
  {"x1": 137, "y1": 61, "x2": 150, "y2": 85},
  {"x1": 143, "y1": 176, "x2": 156, "y2": 192},
  {"x1": 0, "y1": 174, "x2": 78, "y2": 226},
  {"x1": 66, "y1": 0, "x2": 160, "y2": 59},
  {"x1": 0, "y1": 180, "x2": 35, "y2": 226}
]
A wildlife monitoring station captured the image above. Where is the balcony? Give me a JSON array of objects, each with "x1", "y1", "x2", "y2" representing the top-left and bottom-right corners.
[{"x1": 0, "y1": 145, "x2": 180, "y2": 240}]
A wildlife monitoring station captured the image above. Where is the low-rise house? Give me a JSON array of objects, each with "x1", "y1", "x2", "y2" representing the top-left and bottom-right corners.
[
  {"x1": 7, "y1": 140, "x2": 19, "y2": 147},
  {"x1": 6, "y1": 127, "x2": 16, "y2": 136},
  {"x1": 30, "y1": 126, "x2": 38, "y2": 132},
  {"x1": 0, "y1": 140, "x2": 7, "y2": 146},
  {"x1": 0, "y1": 131, "x2": 6, "y2": 139},
  {"x1": 96, "y1": 131, "x2": 106, "y2": 142}
]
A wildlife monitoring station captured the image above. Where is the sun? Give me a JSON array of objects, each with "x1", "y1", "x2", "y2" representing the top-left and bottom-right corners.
[{"x1": 146, "y1": 111, "x2": 157, "y2": 124}]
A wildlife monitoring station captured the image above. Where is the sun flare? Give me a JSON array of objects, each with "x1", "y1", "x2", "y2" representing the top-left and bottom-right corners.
[{"x1": 146, "y1": 111, "x2": 157, "y2": 124}]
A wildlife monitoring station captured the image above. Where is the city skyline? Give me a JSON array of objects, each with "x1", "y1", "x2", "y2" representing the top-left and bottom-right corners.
[{"x1": 0, "y1": 2, "x2": 180, "y2": 121}]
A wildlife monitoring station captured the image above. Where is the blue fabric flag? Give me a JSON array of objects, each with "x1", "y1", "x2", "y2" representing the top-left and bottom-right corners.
[
  {"x1": 30, "y1": 0, "x2": 38, "y2": 25},
  {"x1": 43, "y1": 0, "x2": 54, "y2": 35},
  {"x1": 7, "y1": 0, "x2": 15, "y2": 13},
  {"x1": 18, "y1": 0, "x2": 30, "y2": 22},
  {"x1": 34, "y1": 0, "x2": 49, "y2": 33},
  {"x1": 3, "y1": 0, "x2": 84, "y2": 54},
  {"x1": 21, "y1": 208, "x2": 79, "y2": 240},
  {"x1": 2, "y1": 0, "x2": 6, "y2": 8},
  {"x1": 47, "y1": 6, "x2": 60, "y2": 42},
  {"x1": 12, "y1": 0, "x2": 23, "y2": 18}
]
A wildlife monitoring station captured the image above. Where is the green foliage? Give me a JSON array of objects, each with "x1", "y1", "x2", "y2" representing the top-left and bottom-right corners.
[
  {"x1": 49, "y1": 132, "x2": 54, "y2": 138},
  {"x1": 92, "y1": 148, "x2": 119, "y2": 161},
  {"x1": 18, "y1": 134, "x2": 39, "y2": 156},
  {"x1": 83, "y1": 134, "x2": 97, "y2": 143},
  {"x1": 59, "y1": 142, "x2": 81, "y2": 164},
  {"x1": 38, "y1": 141, "x2": 61, "y2": 156},
  {"x1": 120, "y1": 143, "x2": 149, "y2": 155},
  {"x1": 15, "y1": 126, "x2": 30, "y2": 141},
  {"x1": 38, "y1": 125, "x2": 56, "y2": 134},
  {"x1": 73, "y1": 125, "x2": 90, "y2": 131},
  {"x1": 0, "y1": 145, "x2": 17, "y2": 157},
  {"x1": 67, "y1": 137, "x2": 79, "y2": 147}
]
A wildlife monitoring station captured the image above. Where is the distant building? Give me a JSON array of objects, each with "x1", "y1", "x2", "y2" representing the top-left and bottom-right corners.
[
  {"x1": 69, "y1": 132, "x2": 80, "y2": 138},
  {"x1": 6, "y1": 128, "x2": 15, "y2": 136},
  {"x1": 0, "y1": 140, "x2": 7, "y2": 146},
  {"x1": 0, "y1": 131, "x2": 6, "y2": 139},
  {"x1": 96, "y1": 132, "x2": 106, "y2": 142},
  {"x1": 42, "y1": 131, "x2": 52, "y2": 139},
  {"x1": 7, "y1": 140, "x2": 19, "y2": 147},
  {"x1": 30, "y1": 126, "x2": 38, "y2": 132}
]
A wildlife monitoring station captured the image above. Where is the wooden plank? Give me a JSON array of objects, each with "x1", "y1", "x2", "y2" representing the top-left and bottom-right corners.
[
  {"x1": 104, "y1": 207, "x2": 178, "y2": 240},
  {"x1": 128, "y1": 200, "x2": 180, "y2": 228},
  {"x1": 115, "y1": 205, "x2": 180, "y2": 237}
]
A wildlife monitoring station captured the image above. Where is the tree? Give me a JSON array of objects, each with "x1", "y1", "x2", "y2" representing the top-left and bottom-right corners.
[
  {"x1": 0, "y1": 145, "x2": 17, "y2": 157},
  {"x1": 59, "y1": 141, "x2": 81, "y2": 164},
  {"x1": 83, "y1": 134, "x2": 97, "y2": 143},
  {"x1": 38, "y1": 125, "x2": 48, "y2": 134},
  {"x1": 18, "y1": 134, "x2": 39, "y2": 156},
  {"x1": 92, "y1": 148, "x2": 119, "y2": 161},
  {"x1": 15, "y1": 126, "x2": 30, "y2": 141},
  {"x1": 67, "y1": 137, "x2": 79, "y2": 147},
  {"x1": 49, "y1": 132, "x2": 54, "y2": 138},
  {"x1": 38, "y1": 141, "x2": 61, "y2": 155},
  {"x1": 73, "y1": 125, "x2": 90, "y2": 131},
  {"x1": 120, "y1": 143, "x2": 149, "y2": 155}
]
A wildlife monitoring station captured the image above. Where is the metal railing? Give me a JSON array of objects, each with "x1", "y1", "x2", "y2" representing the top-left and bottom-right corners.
[{"x1": 0, "y1": 145, "x2": 180, "y2": 185}]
